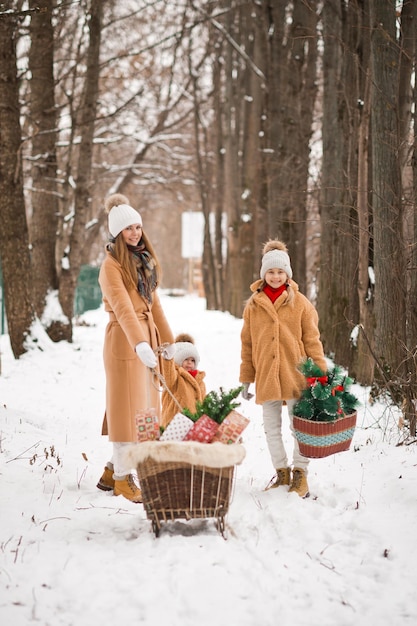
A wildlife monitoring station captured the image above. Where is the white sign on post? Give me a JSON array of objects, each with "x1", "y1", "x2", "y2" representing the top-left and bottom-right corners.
[{"x1": 181, "y1": 212, "x2": 204, "y2": 259}]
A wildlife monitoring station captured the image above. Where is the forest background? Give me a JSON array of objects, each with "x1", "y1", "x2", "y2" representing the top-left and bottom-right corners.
[{"x1": 0, "y1": 1, "x2": 416, "y2": 436}]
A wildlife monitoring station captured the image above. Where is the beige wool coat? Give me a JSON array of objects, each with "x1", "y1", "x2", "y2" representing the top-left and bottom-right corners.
[
  {"x1": 240, "y1": 279, "x2": 326, "y2": 404},
  {"x1": 99, "y1": 253, "x2": 174, "y2": 442},
  {"x1": 161, "y1": 359, "x2": 206, "y2": 428}
]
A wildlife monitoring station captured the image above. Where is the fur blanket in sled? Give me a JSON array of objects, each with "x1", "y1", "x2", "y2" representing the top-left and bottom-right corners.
[{"x1": 123, "y1": 441, "x2": 246, "y2": 469}]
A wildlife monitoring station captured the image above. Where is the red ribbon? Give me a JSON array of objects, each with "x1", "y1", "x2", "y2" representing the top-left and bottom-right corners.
[
  {"x1": 331, "y1": 385, "x2": 344, "y2": 395},
  {"x1": 306, "y1": 376, "x2": 328, "y2": 386}
]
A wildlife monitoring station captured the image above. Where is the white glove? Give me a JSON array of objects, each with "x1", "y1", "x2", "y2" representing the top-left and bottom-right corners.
[
  {"x1": 135, "y1": 342, "x2": 157, "y2": 368},
  {"x1": 161, "y1": 343, "x2": 175, "y2": 360},
  {"x1": 241, "y1": 383, "x2": 254, "y2": 401}
]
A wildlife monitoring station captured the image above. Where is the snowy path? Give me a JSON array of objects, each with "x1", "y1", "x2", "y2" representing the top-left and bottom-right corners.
[{"x1": 1, "y1": 294, "x2": 416, "y2": 625}]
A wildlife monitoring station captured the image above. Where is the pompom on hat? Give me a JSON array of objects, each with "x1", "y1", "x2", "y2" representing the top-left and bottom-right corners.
[
  {"x1": 260, "y1": 239, "x2": 293, "y2": 280},
  {"x1": 173, "y1": 333, "x2": 200, "y2": 368},
  {"x1": 105, "y1": 193, "x2": 142, "y2": 239}
]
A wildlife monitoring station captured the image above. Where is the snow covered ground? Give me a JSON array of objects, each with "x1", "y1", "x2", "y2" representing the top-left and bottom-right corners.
[{"x1": 1, "y1": 293, "x2": 416, "y2": 626}]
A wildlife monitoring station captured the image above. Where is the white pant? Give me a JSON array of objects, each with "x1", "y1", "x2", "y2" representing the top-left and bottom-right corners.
[
  {"x1": 262, "y1": 399, "x2": 309, "y2": 471},
  {"x1": 109, "y1": 442, "x2": 137, "y2": 479}
]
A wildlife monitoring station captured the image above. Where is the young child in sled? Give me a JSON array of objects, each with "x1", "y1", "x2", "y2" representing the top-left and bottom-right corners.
[{"x1": 161, "y1": 333, "x2": 206, "y2": 428}]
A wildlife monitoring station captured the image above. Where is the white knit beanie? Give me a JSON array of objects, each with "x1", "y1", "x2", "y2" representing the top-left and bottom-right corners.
[
  {"x1": 260, "y1": 249, "x2": 293, "y2": 279},
  {"x1": 174, "y1": 341, "x2": 200, "y2": 368},
  {"x1": 108, "y1": 203, "x2": 142, "y2": 238}
]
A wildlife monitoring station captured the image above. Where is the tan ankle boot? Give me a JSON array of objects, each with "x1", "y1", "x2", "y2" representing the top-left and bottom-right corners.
[
  {"x1": 114, "y1": 474, "x2": 142, "y2": 503},
  {"x1": 96, "y1": 466, "x2": 115, "y2": 492},
  {"x1": 289, "y1": 467, "x2": 310, "y2": 498},
  {"x1": 265, "y1": 467, "x2": 291, "y2": 490}
]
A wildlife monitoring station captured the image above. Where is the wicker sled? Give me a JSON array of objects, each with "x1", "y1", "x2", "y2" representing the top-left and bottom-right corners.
[{"x1": 128, "y1": 441, "x2": 245, "y2": 537}]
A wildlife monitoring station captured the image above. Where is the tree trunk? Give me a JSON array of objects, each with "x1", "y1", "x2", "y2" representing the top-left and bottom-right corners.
[
  {"x1": 355, "y1": 66, "x2": 375, "y2": 384},
  {"x1": 28, "y1": 0, "x2": 60, "y2": 322},
  {"x1": 411, "y1": 9, "x2": 417, "y2": 356},
  {"x1": 403, "y1": 0, "x2": 417, "y2": 436},
  {"x1": 318, "y1": 0, "x2": 360, "y2": 368},
  {"x1": 370, "y1": 0, "x2": 407, "y2": 375},
  {"x1": 411, "y1": 84, "x2": 417, "y2": 434},
  {"x1": 252, "y1": 7, "x2": 270, "y2": 272},
  {"x1": 343, "y1": 0, "x2": 375, "y2": 384},
  {"x1": 220, "y1": 2, "x2": 245, "y2": 317},
  {"x1": 57, "y1": 0, "x2": 103, "y2": 341},
  {"x1": 264, "y1": 0, "x2": 285, "y2": 238},
  {"x1": 211, "y1": 41, "x2": 226, "y2": 311},
  {"x1": 266, "y1": 1, "x2": 318, "y2": 294},
  {"x1": 188, "y1": 31, "x2": 219, "y2": 311},
  {"x1": 0, "y1": 6, "x2": 35, "y2": 357},
  {"x1": 240, "y1": 1, "x2": 266, "y2": 287},
  {"x1": 398, "y1": 1, "x2": 417, "y2": 361}
]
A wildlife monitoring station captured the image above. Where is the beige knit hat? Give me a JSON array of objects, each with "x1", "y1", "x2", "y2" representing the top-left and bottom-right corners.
[{"x1": 260, "y1": 240, "x2": 293, "y2": 279}]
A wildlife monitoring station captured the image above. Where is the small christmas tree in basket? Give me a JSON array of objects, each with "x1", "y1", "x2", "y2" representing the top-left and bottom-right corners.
[{"x1": 292, "y1": 359, "x2": 359, "y2": 458}]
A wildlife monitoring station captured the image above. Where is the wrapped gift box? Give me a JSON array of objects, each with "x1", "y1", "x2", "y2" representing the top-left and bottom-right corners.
[
  {"x1": 183, "y1": 414, "x2": 219, "y2": 443},
  {"x1": 159, "y1": 412, "x2": 194, "y2": 441},
  {"x1": 135, "y1": 408, "x2": 160, "y2": 442},
  {"x1": 212, "y1": 410, "x2": 250, "y2": 444}
]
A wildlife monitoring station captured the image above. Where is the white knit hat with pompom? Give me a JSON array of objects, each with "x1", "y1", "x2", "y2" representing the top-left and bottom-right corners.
[
  {"x1": 105, "y1": 193, "x2": 142, "y2": 238},
  {"x1": 173, "y1": 333, "x2": 200, "y2": 368}
]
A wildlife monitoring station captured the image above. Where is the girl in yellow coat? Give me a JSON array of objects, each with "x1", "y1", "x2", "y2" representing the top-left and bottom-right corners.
[
  {"x1": 97, "y1": 194, "x2": 174, "y2": 502},
  {"x1": 161, "y1": 333, "x2": 206, "y2": 428},
  {"x1": 240, "y1": 240, "x2": 327, "y2": 498}
]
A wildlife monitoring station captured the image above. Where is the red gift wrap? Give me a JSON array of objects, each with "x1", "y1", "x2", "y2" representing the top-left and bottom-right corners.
[
  {"x1": 183, "y1": 414, "x2": 219, "y2": 443},
  {"x1": 212, "y1": 410, "x2": 250, "y2": 444}
]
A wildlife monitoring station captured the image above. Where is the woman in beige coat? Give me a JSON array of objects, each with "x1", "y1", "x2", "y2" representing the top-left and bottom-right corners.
[
  {"x1": 240, "y1": 240, "x2": 326, "y2": 498},
  {"x1": 96, "y1": 193, "x2": 174, "y2": 502},
  {"x1": 161, "y1": 333, "x2": 206, "y2": 428}
]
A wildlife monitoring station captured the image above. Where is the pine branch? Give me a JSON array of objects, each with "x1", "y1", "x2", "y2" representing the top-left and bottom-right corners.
[{"x1": 183, "y1": 386, "x2": 243, "y2": 424}]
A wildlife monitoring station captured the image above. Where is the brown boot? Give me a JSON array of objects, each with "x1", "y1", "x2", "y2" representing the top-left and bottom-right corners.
[
  {"x1": 265, "y1": 467, "x2": 291, "y2": 490},
  {"x1": 289, "y1": 467, "x2": 310, "y2": 498},
  {"x1": 96, "y1": 465, "x2": 115, "y2": 492},
  {"x1": 114, "y1": 474, "x2": 143, "y2": 503}
]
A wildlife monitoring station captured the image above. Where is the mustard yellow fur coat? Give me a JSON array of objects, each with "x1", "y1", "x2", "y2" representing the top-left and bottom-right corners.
[
  {"x1": 240, "y1": 279, "x2": 326, "y2": 403},
  {"x1": 161, "y1": 358, "x2": 206, "y2": 428}
]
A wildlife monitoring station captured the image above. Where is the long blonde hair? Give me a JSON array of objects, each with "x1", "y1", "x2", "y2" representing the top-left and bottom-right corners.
[{"x1": 104, "y1": 193, "x2": 161, "y2": 291}]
